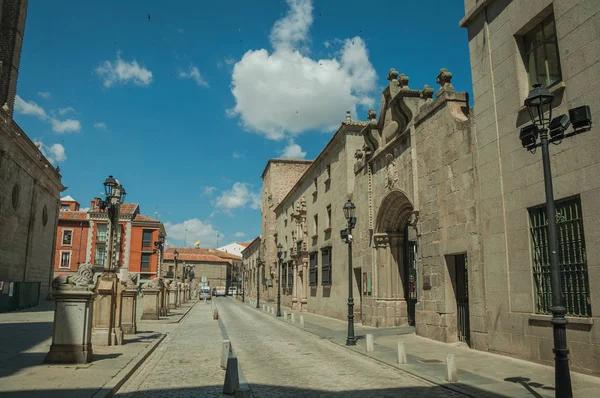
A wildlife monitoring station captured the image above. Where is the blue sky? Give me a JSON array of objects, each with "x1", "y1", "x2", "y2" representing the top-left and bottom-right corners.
[{"x1": 14, "y1": 0, "x2": 471, "y2": 248}]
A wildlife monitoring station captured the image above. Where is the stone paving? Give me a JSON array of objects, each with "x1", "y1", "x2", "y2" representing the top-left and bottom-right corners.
[
  {"x1": 219, "y1": 298, "x2": 467, "y2": 397},
  {"x1": 116, "y1": 298, "x2": 228, "y2": 397}
]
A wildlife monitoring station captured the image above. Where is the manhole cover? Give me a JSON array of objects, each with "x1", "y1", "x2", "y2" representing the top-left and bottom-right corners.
[{"x1": 418, "y1": 359, "x2": 443, "y2": 364}]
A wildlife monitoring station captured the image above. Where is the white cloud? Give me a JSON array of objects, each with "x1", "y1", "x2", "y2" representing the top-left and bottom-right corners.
[
  {"x1": 164, "y1": 218, "x2": 220, "y2": 247},
  {"x1": 217, "y1": 57, "x2": 236, "y2": 70},
  {"x1": 95, "y1": 52, "x2": 153, "y2": 88},
  {"x1": 228, "y1": 0, "x2": 377, "y2": 140},
  {"x1": 280, "y1": 140, "x2": 306, "y2": 159},
  {"x1": 37, "y1": 92, "x2": 52, "y2": 99},
  {"x1": 57, "y1": 107, "x2": 75, "y2": 116},
  {"x1": 176, "y1": 28, "x2": 184, "y2": 34},
  {"x1": 14, "y1": 95, "x2": 48, "y2": 120},
  {"x1": 179, "y1": 65, "x2": 209, "y2": 87},
  {"x1": 232, "y1": 152, "x2": 244, "y2": 158},
  {"x1": 38, "y1": 141, "x2": 67, "y2": 165},
  {"x1": 234, "y1": 232, "x2": 246, "y2": 237},
  {"x1": 203, "y1": 186, "x2": 217, "y2": 195},
  {"x1": 214, "y1": 182, "x2": 261, "y2": 212},
  {"x1": 94, "y1": 122, "x2": 107, "y2": 129},
  {"x1": 51, "y1": 118, "x2": 81, "y2": 133},
  {"x1": 80, "y1": 207, "x2": 90, "y2": 212},
  {"x1": 323, "y1": 41, "x2": 330, "y2": 48}
]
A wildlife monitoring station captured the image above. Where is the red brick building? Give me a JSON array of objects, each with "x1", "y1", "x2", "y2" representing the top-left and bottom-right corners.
[{"x1": 54, "y1": 196, "x2": 166, "y2": 283}]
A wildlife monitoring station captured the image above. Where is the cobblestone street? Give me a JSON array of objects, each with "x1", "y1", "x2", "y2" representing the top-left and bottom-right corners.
[{"x1": 116, "y1": 297, "x2": 467, "y2": 397}]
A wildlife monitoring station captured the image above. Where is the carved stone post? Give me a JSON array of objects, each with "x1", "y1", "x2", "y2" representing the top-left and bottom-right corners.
[
  {"x1": 45, "y1": 263, "x2": 96, "y2": 364},
  {"x1": 91, "y1": 272, "x2": 122, "y2": 346},
  {"x1": 292, "y1": 260, "x2": 298, "y2": 310},
  {"x1": 141, "y1": 279, "x2": 160, "y2": 320},
  {"x1": 168, "y1": 280, "x2": 178, "y2": 309},
  {"x1": 301, "y1": 259, "x2": 308, "y2": 312},
  {"x1": 120, "y1": 272, "x2": 139, "y2": 334}
]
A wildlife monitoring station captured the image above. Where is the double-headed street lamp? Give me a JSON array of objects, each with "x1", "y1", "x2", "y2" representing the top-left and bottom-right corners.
[
  {"x1": 277, "y1": 243, "x2": 283, "y2": 317},
  {"x1": 341, "y1": 199, "x2": 357, "y2": 346},
  {"x1": 173, "y1": 249, "x2": 179, "y2": 281},
  {"x1": 100, "y1": 175, "x2": 126, "y2": 272},
  {"x1": 256, "y1": 257, "x2": 261, "y2": 309},
  {"x1": 519, "y1": 83, "x2": 592, "y2": 398}
]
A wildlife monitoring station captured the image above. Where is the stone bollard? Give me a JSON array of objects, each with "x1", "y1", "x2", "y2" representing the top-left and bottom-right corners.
[
  {"x1": 271, "y1": 307, "x2": 275, "y2": 315},
  {"x1": 213, "y1": 308, "x2": 219, "y2": 320},
  {"x1": 291, "y1": 313, "x2": 295, "y2": 323},
  {"x1": 121, "y1": 287, "x2": 138, "y2": 334},
  {"x1": 300, "y1": 315, "x2": 305, "y2": 327},
  {"x1": 283, "y1": 311, "x2": 288, "y2": 320},
  {"x1": 397, "y1": 342, "x2": 407, "y2": 364},
  {"x1": 366, "y1": 334, "x2": 375, "y2": 352},
  {"x1": 140, "y1": 286, "x2": 160, "y2": 321},
  {"x1": 222, "y1": 356, "x2": 240, "y2": 395},
  {"x1": 221, "y1": 340, "x2": 231, "y2": 369},
  {"x1": 445, "y1": 354, "x2": 458, "y2": 382}
]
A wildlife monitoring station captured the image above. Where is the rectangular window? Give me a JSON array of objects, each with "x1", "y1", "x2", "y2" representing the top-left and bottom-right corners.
[
  {"x1": 313, "y1": 214, "x2": 319, "y2": 236},
  {"x1": 60, "y1": 252, "x2": 71, "y2": 268},
  {"x1": 142, "y1": 229, "x2": 153, "y2": 250},
  {"x1": 326, "y1": 165, "x2": 331, "y2": 180},
  {"x1": 62, "y1": 230, "x2": 73, "y2": 246},
  {"x1": 326, "y1": 205, "x2": 332, "y2": 229},
  {"x1": 314, "y1": 178, "x2": 318, "y2": 191},
  {"x1": 141, "y1": 253, "x2": 151, "y2": 271},
  {"x1": 528, "y1": 195, "x2": 591, "y2": 316},
  {"x1": 287, "y1": 262, "x2": 293, "y2": 288},
  {"x1": 61, "y1": 204, "x2": 70, "y2": 211},
  {"x1": 96, "y1": 223, "x2": 107, "y2": 243},
  {"x1": 522, "y1": 13, "x2": 562, "y2": 88},
  {"x1": 321, "y1": 247, "x2": 332, "y2": 285},
  {"x1": 309, "y1": 252, "x2": 318, "y2": 286},
  {"x1": 95, "y1": 246, "x2": 106, "y2": 265},
  {"x1": 282, "y1": 262, "x2": 287, "y2": 288}
]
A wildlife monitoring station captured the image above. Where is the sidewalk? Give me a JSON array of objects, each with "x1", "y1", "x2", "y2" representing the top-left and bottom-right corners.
[
  {"x1": 242, "y1": 300, "x2": 600, "y2": 398},
  {"x1": 0, "y1": 299, "x2": 195, "y2": 397}
]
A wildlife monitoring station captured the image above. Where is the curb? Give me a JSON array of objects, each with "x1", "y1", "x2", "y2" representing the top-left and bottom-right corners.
[
  {"x1": 92, "y1": 333, "x2": 167, "y2": 398},
  {"x1": 139, "y1": 301, "x2": 196, "y2": 324},
  {"x1": 239, "y1": 300, "x2": 491, "y2": 398}
]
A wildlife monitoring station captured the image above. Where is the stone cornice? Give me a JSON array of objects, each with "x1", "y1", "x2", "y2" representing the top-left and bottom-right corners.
[
  {"x1": 414, "y1": 89, "x2": 469, "y2": 127},
  {"x1": 459, "y1": 0, "x2": 496, "y2": 28}
]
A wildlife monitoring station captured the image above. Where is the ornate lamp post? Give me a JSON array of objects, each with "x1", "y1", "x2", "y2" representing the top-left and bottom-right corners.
[
  {"x1": 101, "y1": 175, "x2": 126, "y2": 272},
  {"x1": 276, "y1": 243, "x2": 283, "y2": 317},
  {"x1": 241, "y1": 262, "x2": 246, "y2": 303},
  {"x1": 256, "y1": 257, "x2": 261, "y2": 309},
  {"x1": 519, "y1": 83, "x2": 592, "y2": 398},
  {"x1": 154, "y1": 232, "x2": 166, "y2": 278},
  {"x1": 341, "y1": 199, "x2": 357, "y2": 346},
  {"x1": 173, "y1": 249, "x2": 179, "y2": 281}
]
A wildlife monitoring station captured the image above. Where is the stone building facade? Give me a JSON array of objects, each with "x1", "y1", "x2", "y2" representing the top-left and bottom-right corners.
[
  {"x1": 163, "y1": 247, "x2": 239, "y2": 290},
  {"x1": 460, "y1": 0, "x2": 600, "y2": 375},
  {"x1": 261, "y1": 159, "x2": 312, "y2": 302},
  {"x1": 242, "y1": 236, "x2": 261, "y2": 299},
  {"x1": 0, "y1": 0, "x2": 66, "y2": 300}
]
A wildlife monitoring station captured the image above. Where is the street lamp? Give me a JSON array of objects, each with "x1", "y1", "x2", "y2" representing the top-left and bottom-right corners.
[
  {"x1": 173, "y1": 249, "x2": 179, "y2": 282},
  {"x1": 520, "y1": 83, "x2": 592, "y2": 398},
  {"x1": 101, "y1": 175, "x2": 126, "y2": 272},
  {"x1": 277, "y1": 243, "x2": 283, "y2": 317},
  {"x1": 256, "y1": 257, "x2": 261, "y2": 309},
  {"x1": 342, "y1": 199, "x2": 357, "y2": 346},
  {"x1": 242, "y1": 262, "x2": 245, "y2": 303},
  {"x1": 154, "y1": 232, "x2": 166, "y2": 278}
]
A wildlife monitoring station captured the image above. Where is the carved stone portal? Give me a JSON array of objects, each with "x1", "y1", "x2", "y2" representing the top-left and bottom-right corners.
[{"x1": 385, "y1": 153, "x2": 398, "y2": 190}]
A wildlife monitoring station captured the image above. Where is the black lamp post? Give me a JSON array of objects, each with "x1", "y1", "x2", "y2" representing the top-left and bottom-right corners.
[
  {"x1": 277, "y1": 243, "x2": 283, "y2": 317},
  {"x1": 154, "y1": 232, "x2": 166, "y2": 278},
  {"x1": 242, "y1": 264, "x2": 245, "y2": 303},
  {"x1": 520, "y1": 83, "x2": 592, "y2": 398},
  {"x1": 101, "y1": 175, "x2": 126, "y2": 272},
  {"x1": 256, "y1": 257, "x2": 261, "y2": 309},
  {"x1": 173, "y1": 249, "x2": 179, "y2": 282},
  {"x1": 341, "y1": 199, "x2": 357, "y2": 346}
]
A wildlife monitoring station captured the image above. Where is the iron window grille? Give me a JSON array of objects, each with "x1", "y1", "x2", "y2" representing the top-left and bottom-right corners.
[
  {"x1": 321, "y1": 246, "x2": 332, "y2": 286},
  {"x1": 95, "y1": 246, "x2": 106, "y2": 265},
  {"x1": 287, "y1": 262, "x2": 293, "y2": 290},
  {"x1": 309, "y1": 252, "x2": 318, "y2": 286},
  {"x1": 522, "y1": 13, "x2": 562, "y2": 89},
  {"x1": 96, "y1": 224, "x2": 107, "y2": 243},
  {"x1": 60, "y1": 252, "x2": 71, "y2": 268},
  {"x1": 528, "y1": 195, "x2": 591, "y2": 317},
  {"x1": 62, "y1": 230, "x2": 73, "y2": 245},
  {"x1": 282, "y1": 261, "x2": 287, "y2": 290}
]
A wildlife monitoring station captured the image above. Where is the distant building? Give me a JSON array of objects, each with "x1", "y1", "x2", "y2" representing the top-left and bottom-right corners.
[
  {"x1": 163, "y1": 247, "x2": 242, "y2": 289},
  {"x1": 217, "y1": 242, "x2": 250, "y2": 257},
  {"x1": 242, "y1": 236, "x2": 261, "y2": 298},
  {"x1": 54, "y1": 196, "x2": 166, "y2": 283},
  {"x1": 0, "y1": 0, "x2": 66, "y2": 300}
]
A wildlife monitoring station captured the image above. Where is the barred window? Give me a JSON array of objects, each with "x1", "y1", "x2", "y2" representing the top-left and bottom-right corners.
[
  {"x1": 522, "y1": 13, "x2": 562, "y2": 88},
  {"x1": 287, "y1": 262, "x2": 293, "y2": 288},
  {"x1": 309, "y1": 252, "x2": 318, "y2": 286},
  {"x1": 528, "y1": 195, "x2": 591, "y2": 316},
  {"x1": 321, "y1": 246, "x2": 332, "y2": 286},
  {"x1": 282, "y1": 261, "x2": 287, "y2": 288}
]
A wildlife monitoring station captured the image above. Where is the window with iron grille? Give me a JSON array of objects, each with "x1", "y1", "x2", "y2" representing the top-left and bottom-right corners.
[
  {"x1": 142, "y1": 229, "x2": 153, "y2": 250},
  {"x1": 287, "y1": 262, "x2": 293, "y2": 289},
  {"x1": 60, "y1": 252, "x2": 71, "y2": 268},
  {"x1": 528, "y1": 195, "x2": 591, "y2": 316},
  {"x1": 96, "y1": 223, "x2": 107, "y2": 243},
  {"x1": 282, "y1": 261, "x2": 287, "y2": 289},
  {"x1": 62, "y1": 230, "x2": 73, "y2": 246},
  {"x1": 95, "y1": 246, "x2": 106, "y2": 265},
  {"x1": 321, "y1": 246, "x2": 332, "y2": 285},
  {"x1": 141, "y1": 253, "x2": 151, "y2": 271},
  {"x1": 521, "y1": 13, "x2": 562, "y2": 88},
  {"x1": 309, "y1": 252, "x2": 318, "y2": 286}
]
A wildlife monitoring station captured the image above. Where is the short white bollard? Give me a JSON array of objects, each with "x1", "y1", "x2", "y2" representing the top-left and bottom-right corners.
[
  {"x1": 221, "y1": 340, "x2": 231, "y2": 369},
  {"x1": 300, "y1": 315, "x2": 305, "y2": 327},
  {"x1": 397, "y1": 342, "x2": 407, "y2": 364},
  {"x1": 366, "y1": 334, "x2": 374, "y2": 352},
  {"x1": 445, "y1": 354, "x2": 458, "y2": 382},
  {"x1": 283, "y1": 311, "x2": 288, "y2": 320},
  {"x1": 222, "y1": 356, "x2": 240, "y2": 395},
  {"x1": 291, "y1": 313, "x2": 295, "y2": 323},
  {"x1": 271, "y1": 307, "x2": 275, "y2": 315}
]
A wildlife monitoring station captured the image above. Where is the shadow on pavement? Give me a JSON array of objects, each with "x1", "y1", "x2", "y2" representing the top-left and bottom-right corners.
[
  {"x1": 0, "y1": 384, "x2": 512, "y2": 397},
  {"x1": 505, "y1": 376, "x2": 556, "y2": 397},
  {"x1": 124, "y1": 333, "x2": 162, "y2": 343}
]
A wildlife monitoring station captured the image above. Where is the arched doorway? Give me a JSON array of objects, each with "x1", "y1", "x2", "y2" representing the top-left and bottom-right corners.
[{"x1": 373, "y1": 190, "x2": 417, "y2": 326}]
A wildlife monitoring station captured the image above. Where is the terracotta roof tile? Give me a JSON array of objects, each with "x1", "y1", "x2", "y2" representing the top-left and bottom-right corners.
[
  {"x1": 134, "y1": 214, "x2": 160, "y2": 222},
  {"x1": 58, "y1": 211, "x2": 88, "y2": 220},
  {"x1": 164, "y1": 247, "x2": 241, "y2": 262},
  {"x1": 90, "y1": 203, "x2": 138, "y2": 214}
]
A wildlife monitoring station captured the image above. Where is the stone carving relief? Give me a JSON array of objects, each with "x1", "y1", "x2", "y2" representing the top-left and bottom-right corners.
[
  {"x1": 52, "y1": 263, "x2": 95, "y2": 289},
  {"x1": 385, "y1": 153, "x2": 398, "y2": 190},
  {"x1": 362, "y1": 109, "x2": 379, "y2": 156},
  {"x1": 436, "y1": 68, "x2": 454, "y2": 93},
  {"x1": 378, "y1": 69, "x2": 413, "y2": 146},
  {"x1": 122, "y1": 271, "x2": 138, "y2": 288},
  {"x1": 374, "y1": 234, "x2": 390, "y2": 248}
]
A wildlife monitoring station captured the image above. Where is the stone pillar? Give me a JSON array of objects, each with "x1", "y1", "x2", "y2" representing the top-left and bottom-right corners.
[
  {"x1": 177, "y1": 282, "x2": 182, "y2": 307},
  {"x1": 169, "y1": 281, "x2": 178, "y2": 309},
  {"x1": 141, "y1": 286, "x2": 160, "y2": 320},
  {"x1": 44, "y1": 266, "x2": 96, "y2": 364},
  {"x1": 120, "y1": 288, "x2": 137, "y2": 334},
  {"x1": 91, "y1": 272, "x2": 122, "y2": 346},
  {"x1": 301, "y1": 259, "x2": 308, "y2": 312},
  {"x1": 292, "y1": 260, "x2": 298, "y2": 310}
]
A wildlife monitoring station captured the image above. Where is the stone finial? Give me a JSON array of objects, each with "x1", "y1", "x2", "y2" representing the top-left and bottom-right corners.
[
  {"x1": 367, "y1": 108, "x2": 377, "y2": 122},
  {"x1": 436, "y1": 68, "x2": 453, "y2": 90},
  {"x1": 387, "y1": 68, "x2": 399, "y2": 81},
  {"x1": 52, "y1": 263, "x2": 95, "y2": 289},
  {"x1": 398, "y1": 74, "x2": 409, "y2": 88},
  {"x1": 421, "y1": 84, "x2": 434, "y2": 99},
  {"x1": 34, "y1": 140, "x2": 42, "y2": 149},
  {"x1": 354, "y1": 149, "x2": 363, "y2": 160},
  {"x1": 346, "y1": 110, "x2": 351, "y2": 121}
]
